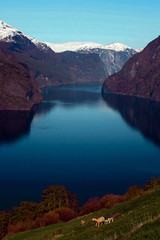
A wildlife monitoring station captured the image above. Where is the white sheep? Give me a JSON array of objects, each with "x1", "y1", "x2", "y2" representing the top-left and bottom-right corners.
[{"x1": 104, "y1": 217, "x2": 114, "y2": 224}]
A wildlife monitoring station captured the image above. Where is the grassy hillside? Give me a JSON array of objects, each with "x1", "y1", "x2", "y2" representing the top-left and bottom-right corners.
[{"x1": 4, "y1": 187, "x2": 160, "y2": 240}]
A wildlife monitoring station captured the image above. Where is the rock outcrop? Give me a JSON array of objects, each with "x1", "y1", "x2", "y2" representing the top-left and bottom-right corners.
[
  {"x1": 102, "y1": 36, "x2": 160, "y2": 101},
  {"x1": 0, "y1": 47, "x2": 42, "y2": 110}
]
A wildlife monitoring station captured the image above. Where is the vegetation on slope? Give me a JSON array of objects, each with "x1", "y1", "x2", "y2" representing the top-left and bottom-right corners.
[{"x1": 3, "y1": 185, "x2": 160, "y2": 240}]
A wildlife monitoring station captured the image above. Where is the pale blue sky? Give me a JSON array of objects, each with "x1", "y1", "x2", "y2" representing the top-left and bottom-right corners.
[{"x1": 1, "y1": 0, "x2": 160, "y2": 48}]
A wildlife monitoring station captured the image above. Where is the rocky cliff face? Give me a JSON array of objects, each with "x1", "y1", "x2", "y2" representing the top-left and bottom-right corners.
[
  {"x1": 78, "y1": 48, "x2": 136, "y2": 77},
  {"x1": 102, "y1": 36, "x2": 160, "y2": 101},
  {"x1": 0, "y1": 47, "x2": 42, "y2": 110}
]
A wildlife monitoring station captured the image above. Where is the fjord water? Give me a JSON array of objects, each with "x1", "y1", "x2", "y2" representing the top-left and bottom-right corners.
[{"x1": 1, "y1": 85, "x2": 160, "y2": 210}]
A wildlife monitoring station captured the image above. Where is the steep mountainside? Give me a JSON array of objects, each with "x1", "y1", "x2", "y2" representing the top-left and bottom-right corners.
[
  {"x1": 79, "y1": 47, "x2": 136, "y2": 76},
  {"x1": 102, "y1": 36, "x2": 160, "y2": 101},
  {"x1": 4, "y1": 187, "x2": 160, "y2": 240},
  {"x1": 46, "y1": 41, "x2": 137, "y2": 76},
  {"x1": 59, "y1": 51, "x2": 105, "y2": 83},
  {"x1": 0, "y1": 47, "x2": 42, "y2": 110},
  {"x1": 0, "y1": 21, "x2": 106, "y2": 87}
]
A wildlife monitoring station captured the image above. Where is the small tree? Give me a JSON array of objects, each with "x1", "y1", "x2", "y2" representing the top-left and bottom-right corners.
[
  {"x1": 41, "y1": 185, "x2": 79, "y2": 213},
  {"x1": 150, "y1": 176, "x2": 158, "y2": 188},
  {"x1": 125, "y1": 185, "x2": 143, "y2": 200},
  {"x1": 12, "y1": 201, "x2": 39, "y2": 223}
]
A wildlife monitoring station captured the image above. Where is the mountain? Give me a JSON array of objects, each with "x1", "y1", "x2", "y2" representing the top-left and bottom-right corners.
[
  {"x1": 102, "y1": 36, "x2": 160, "y2": 101},
  {"x1": 0, "y1": 21, "x2": 106, "y2": 87},
  {"x1": 45, "y1": 41, "x2": 138, "y2": 76},
  {"x1": 0, "y1": 47, "x2": 42, "y2": 110}
]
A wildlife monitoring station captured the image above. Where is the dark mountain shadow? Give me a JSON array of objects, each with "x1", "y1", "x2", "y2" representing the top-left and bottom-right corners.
[
  {"x1": 103, "y1": 93, "x2": 160, "y2": 147},
  {"x1": 0, "y1": 101, "x2": 58, "y2": 144}
]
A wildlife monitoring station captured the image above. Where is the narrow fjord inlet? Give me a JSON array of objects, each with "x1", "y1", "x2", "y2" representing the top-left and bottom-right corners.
[
  {"x1": 1, "y1": 85, "x2": 160, "y2": 210},
  {"x1": 1, "y1": 1, "x2": 160, "y2": 239}
]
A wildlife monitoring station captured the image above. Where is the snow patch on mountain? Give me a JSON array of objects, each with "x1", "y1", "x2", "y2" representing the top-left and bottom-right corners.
[
  {"x1": 135, "y1": 48, "x2": 143, "y2": 52},
  {"x1": 45, "y1": 41, "x2": 134, "y2": 53}
]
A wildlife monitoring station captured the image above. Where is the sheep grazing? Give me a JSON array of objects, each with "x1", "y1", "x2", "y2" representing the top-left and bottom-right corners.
[
  {"x1": 104, "y1": 217, "x2": 114, "y2": 224},
  {"x1": 92, "y1": 216, "x2": 105, "y2": 227},
  {"x1": 81, "y1": 220, "x2": 85, "y2": 226}
]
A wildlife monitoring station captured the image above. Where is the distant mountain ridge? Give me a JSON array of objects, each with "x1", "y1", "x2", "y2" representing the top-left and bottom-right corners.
[
  {"x1": 45, "y1": 41, "x2": 138, "y2": 76},
  {"x1": 45, "y1": 41, "x2": 133, "y2": 53},
  {"x1": 0, "y1": 20, "x2": 106, "y2": 87}
]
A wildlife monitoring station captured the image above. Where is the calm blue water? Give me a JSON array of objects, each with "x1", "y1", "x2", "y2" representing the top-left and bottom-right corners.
[{"x1": 1, "y1": 85, "x2": 160, "y2": 210}]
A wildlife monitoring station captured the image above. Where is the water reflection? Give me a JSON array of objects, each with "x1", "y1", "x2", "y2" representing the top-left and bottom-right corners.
[
  {"x1": 41, "y1": 86, "x2": 101, "y2": 105},
  {"x1": 0, "y1": 87, "x2": 101, "y2": 144},
  {"x1": 103, "y1": 94, "x2": 160, "y2": 146},
  {"x1": 34, "y1": 101, "x2": 56, "y2": 118},
  {"x1": 0, "y1": 110, "x2": 34, "y2": 144}
]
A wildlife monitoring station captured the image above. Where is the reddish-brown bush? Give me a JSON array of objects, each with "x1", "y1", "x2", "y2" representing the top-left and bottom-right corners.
[
  {"x1": 100, "y1": 194, "x2": 124, "y2": 209},
  {"x1": 32, "y1": 217, "x2": 46, "y2": 228},
  {"x1": 7, "y1": 222, "x2": 27, "y2": 235},
  {"x1": 44, "y1": 211, "x2": 59, "y2": 226},
  {"x1": 55, "y1": 208, "x2": 76, "y2": 222},
  {"x1": 80, "y1": 197, "x2": 102, "y2": 215}
]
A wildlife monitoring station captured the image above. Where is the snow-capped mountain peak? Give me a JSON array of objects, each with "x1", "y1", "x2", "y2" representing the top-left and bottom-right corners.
[
  {"x1": 0, "y1": 20, "x2": 30, "y2": 41},
  {"x1": 103, "y1": 42, "x2": 132, "y2": 51},
  {"x1": 0, "y1": 21, "x2": 19, "y2": 39},
  {"x1": 45, "y1": 41, "x2": 133, "y2": 53},
  {"x1": 0, "y1": 20, "x2": 50, "y2": 51}
]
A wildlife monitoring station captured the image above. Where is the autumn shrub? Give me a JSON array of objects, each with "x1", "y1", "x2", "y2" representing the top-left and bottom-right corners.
[
  {"x1": 32, "y1": 217, "x2": 46, "y2": 228},
  {"x1": 143, "y1": 177, "x2": 158, "y2": 191},
  {"x1": 0, "y1": 210, "x2": 11, "y2": 240},
  {"x1": 80, "y1": 197, "x2": 102, "y2": 215},
  {"x1": 7, "y1": 222, "x2": 26, "y2": 235},
  {"x1": 55, "y1": 208, "x2": 76, "y2": 222},
  {"x1": 44, "y1": 211, "x2": 60, "y2": 225},
  {"x1": 100, "y1": 194, "x2": 124, "y2": 208},
  {"x1": 125, "y1": 184, "x2": 143, "y2": 200}
]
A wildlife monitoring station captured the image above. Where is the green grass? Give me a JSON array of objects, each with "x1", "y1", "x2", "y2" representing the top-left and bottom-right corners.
[
  {"x1": 4, "y1": 187, "x2": 160, "y2": 240},
  {"x1": 128, "y1": 218, "x2": 160, "y2": 240}
]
